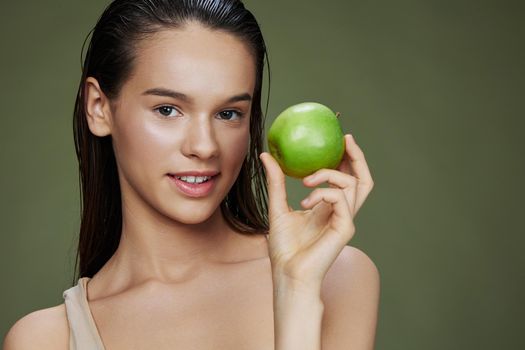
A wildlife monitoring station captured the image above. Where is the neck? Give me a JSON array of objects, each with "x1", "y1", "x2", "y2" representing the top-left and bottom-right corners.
[{"x1": 94, "y1": 193, "x2": 242, "y2": 290}]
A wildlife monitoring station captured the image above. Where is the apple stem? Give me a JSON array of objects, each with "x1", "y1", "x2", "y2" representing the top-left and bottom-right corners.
[{"x1": 335, "y1": 111, "x2": 341, "y2": 118}]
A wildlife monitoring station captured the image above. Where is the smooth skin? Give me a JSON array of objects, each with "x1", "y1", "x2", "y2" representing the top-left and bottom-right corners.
[{"x1": 3, "y1": 21, "x2": 379, "y2": 350}]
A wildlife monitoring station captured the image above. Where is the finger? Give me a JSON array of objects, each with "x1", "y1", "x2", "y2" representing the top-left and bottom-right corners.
[
  {"x1": 303, "y1": 168, "x2": 356, "y2": 189},
  {"x1": 259, "y1": 152, "x2": 290, "y2": 220},
  {"x1": 300, "y1": 188, "x2": 353, "y2": 241},
  {"x1": 337, "y1": 134, "x2": 375, "y2": 213},
  {"x1": 345, "y1": 134, "x2": 374, "y2": 187},
  {"x1": 302, "y1": 168, "x2": 357, "y2": 215}
]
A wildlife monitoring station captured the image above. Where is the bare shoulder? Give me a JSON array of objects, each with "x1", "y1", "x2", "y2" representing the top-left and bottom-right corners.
[
  {"x1": 3, "y1": 303, "x2": 69, "y2": 350},
  {"x1": 334, "y1": 244, "x2": 378, "y2": 276},
  {"x1": 321, "y1": 245, "x2": 380, "y2": 349},
  {"x1": 321, "y1": 245, "x2": 380, "y2": 301}
]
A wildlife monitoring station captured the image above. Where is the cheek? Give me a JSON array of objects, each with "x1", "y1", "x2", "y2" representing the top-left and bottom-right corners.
[
  {"x1": 221, "y1": 127, "x2": 250, "y2": 171},
  {"x1": 112, "y1": 116, "x2": 173, "y2": 180}
]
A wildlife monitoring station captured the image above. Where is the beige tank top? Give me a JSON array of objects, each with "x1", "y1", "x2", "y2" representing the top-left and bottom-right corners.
[{"x1": 62, "y1": 277, "x2": 105, "y2": 350}]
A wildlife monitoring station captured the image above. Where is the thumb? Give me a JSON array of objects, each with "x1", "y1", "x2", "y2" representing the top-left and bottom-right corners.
[{"x1": 259, "y1": 152, "x2": 290, "y2": 219}]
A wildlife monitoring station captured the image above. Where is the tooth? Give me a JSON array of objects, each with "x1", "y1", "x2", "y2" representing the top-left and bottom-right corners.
[{"x1": 175, "y1": 175, "x2": 210, "y2": 184}]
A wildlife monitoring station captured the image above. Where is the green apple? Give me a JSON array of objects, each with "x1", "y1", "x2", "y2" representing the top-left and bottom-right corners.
[{"x1": 267, "y1": 102, "x2": 345, "y2": 178}]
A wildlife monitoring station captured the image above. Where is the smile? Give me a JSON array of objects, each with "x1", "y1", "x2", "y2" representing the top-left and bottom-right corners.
[{"x1": 167, "y1": 174, "x2": 218, "y2": 198}]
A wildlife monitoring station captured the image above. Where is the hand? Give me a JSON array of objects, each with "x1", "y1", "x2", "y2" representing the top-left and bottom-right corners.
[{"x1": 259, "y1": 134, "x2": 374, "y2": 292}]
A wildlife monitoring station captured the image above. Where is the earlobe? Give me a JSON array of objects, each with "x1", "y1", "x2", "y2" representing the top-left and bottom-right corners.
[{"x1": 85, "y1": 77, "x2": 113, "y2": 137}]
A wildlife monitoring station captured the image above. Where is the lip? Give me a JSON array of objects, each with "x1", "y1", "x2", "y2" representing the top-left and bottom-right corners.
[
  {"x1": 169, "y1": 170, "x2": 220, "y2": 177},
  {"x1": 167, "y1": 174, "x2": 218, "y2": 198}
]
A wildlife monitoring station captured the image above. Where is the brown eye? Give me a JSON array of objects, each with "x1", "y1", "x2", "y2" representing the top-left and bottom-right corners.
[
  {"x1": 218, "y1": 110, "x2": 244, "y2": 120},
  {"x1": 155, "y1": 106, "x2": 180, "y2": 118}
]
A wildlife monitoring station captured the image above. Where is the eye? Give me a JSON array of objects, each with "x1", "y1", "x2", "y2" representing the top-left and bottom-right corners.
[
  {"x1": 218, "y1": 109, "x2": 245, "y2": 120},
  {"x1": 155, "y1": 106, "x2": 180, "y2": 118}
]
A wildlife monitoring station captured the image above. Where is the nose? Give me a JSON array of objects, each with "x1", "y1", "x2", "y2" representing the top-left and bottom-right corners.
[{"x1": 181, "y1": 115, "x2": 220, "y2": 160}]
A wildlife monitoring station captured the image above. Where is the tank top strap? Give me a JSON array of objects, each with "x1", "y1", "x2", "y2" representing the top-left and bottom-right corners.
[{"x1": 62, "y1": 277, "x2": 106, "y2": 350}]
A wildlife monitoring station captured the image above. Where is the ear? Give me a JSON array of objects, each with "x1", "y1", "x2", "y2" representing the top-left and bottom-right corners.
[{"x1": 85, "y1": 76, "x2": 114, "y2": 137}]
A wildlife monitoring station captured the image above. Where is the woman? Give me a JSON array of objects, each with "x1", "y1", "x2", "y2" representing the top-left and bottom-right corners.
[{"x1": 3, "y1": 1, "x2": 379, "y2": 349}]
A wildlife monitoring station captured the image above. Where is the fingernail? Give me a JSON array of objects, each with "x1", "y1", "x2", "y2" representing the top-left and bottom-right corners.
[{"x1": 301, "y1": 198, "x2": 309, "y2": 205}]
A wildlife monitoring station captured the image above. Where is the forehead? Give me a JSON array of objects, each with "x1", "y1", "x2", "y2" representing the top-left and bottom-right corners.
[{"x1": 125, "y1": 23, "x2": 256, "y2": 99}]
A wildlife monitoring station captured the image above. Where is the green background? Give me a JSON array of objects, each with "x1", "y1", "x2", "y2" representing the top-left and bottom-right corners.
[{"x1": 1, "y1": 0, "x2": 523, "y2": 348}]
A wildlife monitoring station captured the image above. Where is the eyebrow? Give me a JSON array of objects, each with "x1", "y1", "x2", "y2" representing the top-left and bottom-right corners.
[{"x1": 141, "y1": 87, "x2": 252, "y2": 104}]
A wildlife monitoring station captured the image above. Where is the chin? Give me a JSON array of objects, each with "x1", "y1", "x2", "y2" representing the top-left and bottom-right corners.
[
  {"x1": 166, "y1": 201, "x2": 222, "y2": 225},
  {"x1": 175, "y1": 213, "x2": 213, "y2": 225}
]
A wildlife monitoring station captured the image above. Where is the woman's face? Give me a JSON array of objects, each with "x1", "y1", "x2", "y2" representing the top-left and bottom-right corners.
[{"x1": 103, "y1": 23, "x2": 256, "y2": 225}]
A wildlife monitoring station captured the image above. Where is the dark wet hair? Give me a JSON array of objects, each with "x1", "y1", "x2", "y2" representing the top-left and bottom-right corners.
[{"x1": 71, "y1": 0, "x2": 271, "y2": 284}]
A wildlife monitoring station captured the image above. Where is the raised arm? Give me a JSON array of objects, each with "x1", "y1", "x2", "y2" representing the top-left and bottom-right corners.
[{"x1": 260, "y1": 133, "x2": 377, "y2": 350}]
